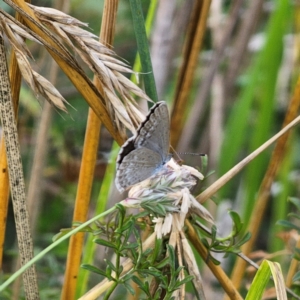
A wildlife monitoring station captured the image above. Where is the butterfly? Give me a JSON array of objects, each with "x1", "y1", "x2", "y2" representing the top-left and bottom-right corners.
[{"x1": 115, "y1": 101, "x2": 171, "y2": 192}]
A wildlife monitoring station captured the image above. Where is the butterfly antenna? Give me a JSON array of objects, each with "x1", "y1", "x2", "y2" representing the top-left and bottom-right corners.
[
  {"x1": 170, "y1": 146, "x2": 206, "y2": 164},
  {"x1": 179, "y1": 152, "x2": 206, "y2": 156}
]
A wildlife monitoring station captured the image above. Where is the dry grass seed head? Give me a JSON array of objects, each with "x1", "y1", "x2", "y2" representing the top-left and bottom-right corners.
[
  {"x1": 0, "y1": 14, "x2": 68, "y2": 111},
  {"x1": 28, "y1": 4, "x2": 151, "y2": 135}
]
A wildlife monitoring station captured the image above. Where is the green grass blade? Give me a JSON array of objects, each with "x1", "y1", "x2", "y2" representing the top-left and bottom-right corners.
[
  {"x1": 242, "y1": 0, "x2": 291, "y2": 225},
  {"x1": 75, "y1": 142, "x2": 119, "y2": 297},
  {"x1": 132, "y1": 0, "x2": 158, "y2": 79},
  {"x1": 219, "y1": 1, "x2": 291, "y2": 215},
  {"x1": 245, "y1": 260, "x2": 287, "y2": 300},
  {"x1": 268, "y1": 143, "x2": 293, "y2": 253},
  {"x1": 129, "y1": 0, "x2": 158, "y2": 103}
]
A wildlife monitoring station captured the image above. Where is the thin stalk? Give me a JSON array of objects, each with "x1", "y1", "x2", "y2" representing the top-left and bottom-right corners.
[
  {"x1": 4, "y1": 0, "x2": 123, "y2": 145},
  {"x1": 0, "y1": 1, "x2": 24, "y2": 270},
  {"x1": 76, "y1": 143, "x2": 119, "y2": 297},
  {"x1": 131, "y1": 0, "x2": 157, "y2": 80},
  {"x1": 185, "y1": 220, "x2": 242, "y2": 299},
  {"x1": 0, "y1": 206, "x2": 116, "y2": 293},
  {"x1": 0, "y1": 35, "x2": 39, "y2": 299},
  {"x1": 61, "y1": 1, "x2": 119, "y2": 299},
  {"x1": 286, "y1": 238, "x2": 300, "y2": 287},
  {"x1": 227, "y1": 74, "x2": 300, "y2": 297},
  {"x1": 197, "y1": 115, "x2": 300, "y2": 204},
  {"x1": 170, "y1": 0, "x2": 211, "y2": 148},
  {"x1": 129, "y1": 0, "x2": 158, "y2": 104},
  {"x1": 178, "y1": 0, "x2": 243, "y2": 152}
]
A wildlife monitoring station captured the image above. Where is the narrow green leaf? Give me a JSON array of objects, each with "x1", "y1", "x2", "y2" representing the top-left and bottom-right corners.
[
  {"x1": 131, "y1": 275, "x2": 144, "y2": 287},
  {"x1": 246, "y1": 260, "x2": 287, "y2": 300},
  {"x1": 241, "y1": 0, "x2": 291, "y2": 228},
  {"x1": 129, "y1": 0, "x2": 158, "y2": 103},
  {"x1": 245, "y1": 260, "x2": 271, "y2": 300},
  {"x1": 174, "y1": 275, "x2": 194, "y2": 288},
  {"x1": 80, "y1": 264, "x2": 106, "y2": 277},
  {"x1": 145, "y1": 267, "x2": 162, "y2": 277},
  {"x1": 105, "y1": 259, "x2": 117, "y2": 273},
  {"x1": 123, "y1": 281, "x2": 136, "y2": 295},
  {"x1": 229, "y1": 211, "x2": 243, "y2": 234},
  {"x1": 292, "y1": 271, "x2": 300, "y2": 282},
  {"x1": 288, "y1": 197, "x2": 300, "y2": 211},
  {"x1": 76, "y1": 145, "x2": 119, "y2": 297},
  {"x1": 167, "y1": 245, "x2": 175, "y2": 272},
  {"x1": 234, "y1": 232, "x2": 251, "y2": 249},
  {"x1": 122, "y1": 242, "x2": 138, "y2": 250},
  {"x1": 155, "y1": 257, "x2": 170, "y2": 269},
  {"x1": 287, "y1": 213, "x2": 300, "y2": 220},
  {"x1": 276, "y1": 220, "x2": 300, "y2": 232},
  {"x1": 93, "y1": 238, "x2": 117, "y2": 249}
]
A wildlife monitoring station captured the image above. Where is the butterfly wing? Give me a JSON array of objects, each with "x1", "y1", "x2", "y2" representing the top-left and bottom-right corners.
[
  {"x1": 115, "y1": 147, "x2": 163, "y2": 192},
  {"x1": 115, "y1": 101, "x2": 171, "y2": 192},
  {"x1": 134, "y1": 102, "x2": 170, "y2": 163}
]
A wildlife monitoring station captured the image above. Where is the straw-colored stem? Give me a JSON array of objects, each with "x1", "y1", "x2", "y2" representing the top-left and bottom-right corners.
[
  {"x1": 196, "y1": 115, "x2": 300, "y2": 204},
  {"x1": 4, "y1": 0, "x2": 123, "y2": 145},
  {"x1": 61, "y1": 1, "x2": 119, "y2": 299},
  {"x1": 224, "y1": 0, "x2": 264, "y2": 96},
  {"x1": 0, "y1": 4, "x2": 24, "y2": 270},
  {"x1": 185, "y1": 220, "x2": 242, "y2": 299},
  {"x1": 0, "y1": 138, "x2": 9, "y2": 269},
  {"x1": 226, "y1": 76, "x2": 300, "y2": 297},
  {"x1": 178, "y1": 0, "x2": 243, "y2": 153},
  {"x1": 78, "y1": 233, "x2": 156, "y2": 300},
  {"x1": 286, "y1": 238, "x2": 300, "y2": 287},
  {"x1": 0, "y1": 34, "x2": 39, "y2": 298},
  {"x1": 170, "y1": 0, "x2": 211, "y2": 148}
]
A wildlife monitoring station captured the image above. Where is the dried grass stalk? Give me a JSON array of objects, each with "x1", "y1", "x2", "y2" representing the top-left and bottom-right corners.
[
  {"x1": 0, "y1": 13, "x2": 69, "y2": 112},
  {"x1": 28, "y1": 4, "x2": 151, "y2": 133}
]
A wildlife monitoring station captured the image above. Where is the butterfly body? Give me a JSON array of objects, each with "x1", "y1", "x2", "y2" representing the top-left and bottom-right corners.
[{"x1": 115, "y1": 101, "x2": 171, "y2": 192}]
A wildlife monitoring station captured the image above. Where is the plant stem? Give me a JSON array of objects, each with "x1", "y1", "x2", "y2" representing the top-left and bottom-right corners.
[
  {"x1": 0, "y1": 206, "x2": 117, "y2": 293},
  {"x1": 129, "y1": 0, "x2": 158, "y2": 104}
]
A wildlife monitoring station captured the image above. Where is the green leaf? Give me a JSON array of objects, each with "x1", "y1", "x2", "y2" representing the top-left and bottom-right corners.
[
  {"x1": 149, "y1": 238, "x2": 162, "y2": 264},
  {"x1": 293, "y1": 271, "x2": 300, "y2": 282},
  {"x1": 287, "y1": 213, "x2": 300, "y2": 220},
  {"x1": 167, "y1": 245, "x2": 176, "y2": 272},
  {"x1": 131, "y1": 276, "x2": 151, "y2": 296},
  {"x1": 80, "y1": 264, "x2": 106, "y2": 277},
  {"x1": 123, "y1": 281, "x2": 136, "y2": 295},
  {"x1": 288, "y1": 197, "x2": 300, "y2": 211},
  {"x1": 116, "y1": 203, "x2": 126, "y2": 216},
  {"x1": 122, "y1": 218, "x2": 135, "y2": 231},
  {"x1": 292, "y1": 248, "x2": 300, "y2": 261},
  {"x1": 105, "y1": 259, "x2": 117, "y2": 273},
  {"x1": 155, "y1": 257, "x2": 170, "y2": 269},
  {"x1": 105, "y1": 265, "x2": 113, "y2": 279},
  {"x1": 234, "y1": 232, "x2": 251, "y2": 249},
  {"x1": 129, "y1": 0, "x2": 158, "y2": 103},
  {"x1": 200, "y1": 238, "x2": 210, "y2": 249},
  {"x1": 174, "y1": 275, "x2": 194, "y2": 288},
  {"x1": 211, "y1": 225, "x2": 217, "y2": 241},
  {"x1": 93, "y1": 238, "x2": 117, "y2": 249},
  {"x1": 145, "y1": 267, "x2": 162, "y2": 277},
  {"x1": 245, "y1": 260, "x2": 271, "y2": 300},
  {"x1": 131, "y1": 275, "x2": 144, "y2": 287},
  {"x1": 229, "y1": 211, "x2": 243, "y2": 234},
  {"x1": 276, "y1": 220, "x2": 300, "y2": 232},
  {"x1": 208, "y1": 255, "x2": 221, "y2": 265},
  {"x1": 121, "y1": 272, "x2": 134, "y2": 282},
  {"x1": 245, "y1": 260, "x2": 287, "y2": 300},
  {"x1": 200, "y1": 154, "x2": 208, "y2": 174},
  {"x1": 122, "y1": 242, "x2": 138, "y2": 250}
]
